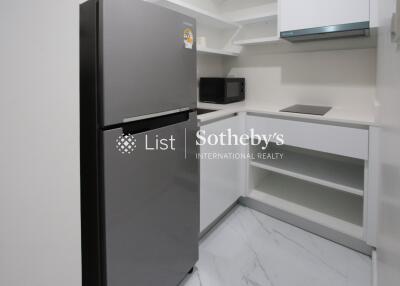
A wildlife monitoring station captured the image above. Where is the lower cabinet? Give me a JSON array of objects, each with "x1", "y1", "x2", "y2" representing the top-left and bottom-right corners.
[
  {"x1": 244, "y1": 114, "x2": 373, "y2": 254},
  {"x1": 198, "y1": 112, "x2": 375, "y2": 253},
  {"x1": 200, "y1": 114, "x2": 244, "y2": 233}
]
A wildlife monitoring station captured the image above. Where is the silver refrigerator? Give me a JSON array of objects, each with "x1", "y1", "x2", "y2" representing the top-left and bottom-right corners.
[{"x1": 79, "y1": 1, "x2": 199, "y2": 286}]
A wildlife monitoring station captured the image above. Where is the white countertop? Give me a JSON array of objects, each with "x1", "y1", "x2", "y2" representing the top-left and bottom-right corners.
[{"x1": 198, "y1": 102, "x2": 376, "y2": 126}]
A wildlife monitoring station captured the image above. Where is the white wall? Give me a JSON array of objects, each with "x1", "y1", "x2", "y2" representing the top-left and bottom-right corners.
[
  {"x1": 224, "y1": 47, "x2": 377, "y2": 113},
  {"x1": 197, "y1": 54, "x2": 225, "y2": 99},
  {"x1": 197, "y1": 54, "x2": 225, "y2": 78},
  {"x1": 375, "y1": 0, "x2": 400, "y2": 285},
  {"x1": 0, "y1": 1, "x2": 81, "y2": 286}
]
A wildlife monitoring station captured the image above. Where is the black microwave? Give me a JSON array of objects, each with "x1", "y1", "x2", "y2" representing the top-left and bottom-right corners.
[{"x1": 199, "y1": 78, "x2": 245, "y2": 104}]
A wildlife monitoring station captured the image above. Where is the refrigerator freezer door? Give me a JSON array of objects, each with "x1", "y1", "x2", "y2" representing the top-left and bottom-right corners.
[
  {"x1": 100, "y1": 0, "x2": 197, "y2": 127},
  {"x1": 102, "y1": 112, "x2": 199, "y2": 286}
]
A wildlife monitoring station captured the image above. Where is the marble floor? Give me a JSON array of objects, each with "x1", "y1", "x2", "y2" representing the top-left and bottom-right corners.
[{"x1": 181, "y1": 206, "x2": 371, "y2": 286}]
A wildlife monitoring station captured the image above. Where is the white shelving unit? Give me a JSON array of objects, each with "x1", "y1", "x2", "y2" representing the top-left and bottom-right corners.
[
  {"x1": 245, "y1": 127, "x2": 368, "y2": 243},
  {"x1": 147, "y1": 0, "x2": 239, "y2": 29},
  {"x1": 234, "y1": 36, "x2": 280, "y2": 45},
  {"x1": 147, "y1": 0, "x2": 280, "y2": 55},
  {"x1": 230, "y1": 12, "x2": 277, "y2": 25},
  {"x1": 250, "y1": 144, "x2": 365, "y2": 196},
  {"x1": 223, "y1": 2, "x2": 278, "y2": 25},
  {"x1": 242, "y1": 114, "x2": 371, "y2": 253},
  {"x1": 196, "y1": 24, "x2": 242, "y2": 57},
  {"x1": 249, "y1": 169, "x2": 364, "y2": 239},
  {"x1": 146, "y1": 0, "x2": 243, "y2": 56},
  {"x1": 197, "y1": 46, "x2": 240, "y2": 56},
  {"x1": 227, "y1": 1, "x2": 279, "y2": 45}
]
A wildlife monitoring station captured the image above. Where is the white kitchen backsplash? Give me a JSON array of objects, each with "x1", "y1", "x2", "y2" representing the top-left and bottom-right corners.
[{"x1": 224, "y1": 48, "x2": 377, "y2": 113}]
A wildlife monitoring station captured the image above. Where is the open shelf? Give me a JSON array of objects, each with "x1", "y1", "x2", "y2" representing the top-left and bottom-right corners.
[
  {"x1": 149, "y1": 0, "x2": 282, "y2": 51},
  {"x1": 196, "y1": 24, "x2": 242, "y2": 56},
  {"x1": 149, "y1": 0, "x2": 239, "y2": 29},
  {"x1": 250, "y1": 144, "x2": 365, "y2": 196},
  {"x1": 197, "y1": 46, "x2": 240, "y2": 56},
  {"x1": 233, "y1": 18, "x2": 279, "y2": 46},
  {"x1": 233, "y1": 13, "x2": 277, "y2": 25},
  {"x1": 224, "y1": 3, "x2": 278, "y2": 25},
  {"x1": 234, "y1": 36, "x2": 280, "y2": 45},
  {"x1": 249, "y1": 169, "x2": 364, "y2": 239}
]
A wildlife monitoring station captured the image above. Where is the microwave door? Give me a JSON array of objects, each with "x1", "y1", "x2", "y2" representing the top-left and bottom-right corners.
[{"x1": 226, "y1": 81, "x2": 241, "y2": 99}]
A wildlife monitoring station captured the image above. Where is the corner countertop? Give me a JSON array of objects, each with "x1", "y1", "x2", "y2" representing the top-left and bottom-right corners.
[{"x1": 197, "y1": 102, "x2": 376, "y2": 127}]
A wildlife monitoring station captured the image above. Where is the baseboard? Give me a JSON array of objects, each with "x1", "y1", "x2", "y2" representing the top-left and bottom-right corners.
[{"x1": 200, "y1": 201, "x2": 239, "y2": 240}]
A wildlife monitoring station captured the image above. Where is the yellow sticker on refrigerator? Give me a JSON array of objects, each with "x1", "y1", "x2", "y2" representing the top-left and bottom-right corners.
[{"x1": 183, "y1": 28, "x2": 194, "y2": 49}]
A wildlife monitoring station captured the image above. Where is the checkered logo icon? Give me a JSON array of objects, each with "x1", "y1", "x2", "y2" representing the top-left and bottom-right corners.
[{"x1": 116, "y1": 134, "x2": 137, "y2": 155}]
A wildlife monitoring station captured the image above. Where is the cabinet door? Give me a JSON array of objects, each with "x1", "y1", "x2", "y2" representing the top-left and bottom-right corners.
[
  {"x1": 280, "y1": 0, "x2": 370, "y2": 32},
  {"x1": 200, "y1": 115, "x2": 244, "y2": 233}
]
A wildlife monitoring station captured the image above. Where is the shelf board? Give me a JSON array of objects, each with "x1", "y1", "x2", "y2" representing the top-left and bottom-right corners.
[
  {"x1": 249, "y1": 173, "x2": 364, "y2": 239},
  {"x1": 223, "y1": 3, "x2": 278, "y2": 25},
  {"x1": 233, "y1": 36, "x2": 280, "y2": 46},
  {"x1": 149, "y1": 0, "x2": 239, "y2": 29},
  {"x1": 250, "y1": 146, "x2": 364, "y2": 196},
  {"x1": 197, "y1": 46, "x2": 240, "y2": 56},
  {"x1": 232, "y1": 12, "x2": 277, "y2": 25}
]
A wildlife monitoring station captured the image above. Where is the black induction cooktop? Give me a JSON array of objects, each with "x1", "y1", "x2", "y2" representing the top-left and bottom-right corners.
[{"x1": 280, "y1": 104, "x2": 332, "y2": 116}]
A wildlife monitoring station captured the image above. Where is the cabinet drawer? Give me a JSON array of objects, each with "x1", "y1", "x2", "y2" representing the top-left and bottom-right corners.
[{"x1": 246, "y1": 115, "x2": 369, "y2": 160}]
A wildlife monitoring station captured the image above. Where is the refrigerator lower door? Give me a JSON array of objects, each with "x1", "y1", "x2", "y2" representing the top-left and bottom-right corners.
[{"x1": 102, "y1": 111, "x2": 199, "y2": 286}]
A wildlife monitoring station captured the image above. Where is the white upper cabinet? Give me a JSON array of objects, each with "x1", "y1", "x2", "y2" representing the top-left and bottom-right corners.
[{"x1": 280, "y1": 0, "x2": 370, "y2": 32}]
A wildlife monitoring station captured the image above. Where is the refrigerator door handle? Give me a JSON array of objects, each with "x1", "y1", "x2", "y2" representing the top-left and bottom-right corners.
[
  {"x1": 123, "y1": 107, "x2": 191, "y2": 123},
  {"x1": 121, "y1": 110, "x2": 196, "y2": 135},
  {"x1": 391, "y1": 0, "x2": 400, "y2": 44}
]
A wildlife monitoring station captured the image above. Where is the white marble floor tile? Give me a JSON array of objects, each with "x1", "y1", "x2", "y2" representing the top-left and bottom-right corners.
[{"x1": 181, "y1": 206, "x2": 371, "y2": 286}]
